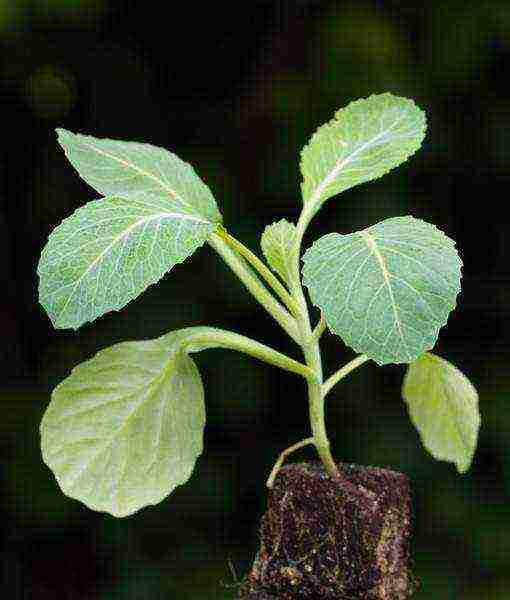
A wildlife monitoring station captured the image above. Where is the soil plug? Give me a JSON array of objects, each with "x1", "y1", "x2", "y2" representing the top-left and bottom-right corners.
[{"x1": 239, "y1": 463, "x2": 418, "y2": 600}]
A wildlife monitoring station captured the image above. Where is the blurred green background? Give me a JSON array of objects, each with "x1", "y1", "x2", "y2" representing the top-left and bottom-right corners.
[{"x1": 1, "y1": 0, "x2": 509, "y2": 597}]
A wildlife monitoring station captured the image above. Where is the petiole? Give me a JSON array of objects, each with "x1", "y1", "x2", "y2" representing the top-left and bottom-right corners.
[
  {"x1": 266, "y1": 437, "x2": 315, "y2": 488},
  {"x1": 216, "y1": 225, "x2": 299, "y2": 316},
  {"x1": 322, "y1": 354, "x2": 371, "y2": 398}
]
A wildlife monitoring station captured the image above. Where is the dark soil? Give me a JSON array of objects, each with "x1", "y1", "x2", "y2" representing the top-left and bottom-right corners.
[{"x1": 237, "y1": 462, "x2": 418, "y2": 600}]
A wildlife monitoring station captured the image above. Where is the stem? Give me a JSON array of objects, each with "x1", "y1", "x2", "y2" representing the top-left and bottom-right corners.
[
  {"x1": 266, "y1": 437, "x2": 314, "y2": 488},
  {"x1": 208, "y1": 223, "x2": 342, "y2": 484},
  {"x1": 306, "y1": 369, "x2": 340, "y2": 479},
  {"x1": 287, "y1": 206, "x2": 341, "y2": 480},
  {"x1": 322, "y1": 354, "x2": 370, "y2": 397},
  {"x1": 208, "y1": 232, "x2": 301, "y2": 343},
  {"x1": 182, "y1": 327, "x2": 316, "y2": 381},
  {"x1": 216, "y1": 226, "x2": 299, "y2": 316},
  {"x1": 288, "y1": 208, "x2": 370, "y2": 499},
  {"x1": 211, "y1": 218, "x2": 341, "y2": 480}
]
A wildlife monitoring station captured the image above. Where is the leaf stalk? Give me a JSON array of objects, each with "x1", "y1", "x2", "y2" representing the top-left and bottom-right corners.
[
  {"x1": 266, "y1": 437, "x2": 314, "y2": 488},
  {"x1": 311, "y1": 312, "x2": 327, "y2": 341},
  {"x1": 208, "y1": 232, "x2": 301, "y2": 343},
  {"x1": 216, "y1": 226, "x2": 299, "y2": 316},
  {"x1": 181, "y1": 327, "x2": 316, "y2": 381},
  {"x1": 322, "y1": 355, "x2": 371, "y2": 398}
]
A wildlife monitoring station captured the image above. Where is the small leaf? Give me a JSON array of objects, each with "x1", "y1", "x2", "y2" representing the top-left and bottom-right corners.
[
  {"x1": 40, "y1": 330, "x2": 206, "y2": 517},
  {"x1": 260, "y1": 219, "x2": 297, "y2": 286},
  {"x1": 302, "y1": 216, "x2": 462, "y2": 365},
  {"x1": 402, "y1": 352, "x2": 480, "y2": 473},
  {"x1": 56, "y1": 129, "x2": 222, "y2": 224},
  {"x1": 38, "y1": 193, "x2": 219, "y2": 329},
  {"x1": 300, "y1": 93, "x2": 426, "y2": 208}
]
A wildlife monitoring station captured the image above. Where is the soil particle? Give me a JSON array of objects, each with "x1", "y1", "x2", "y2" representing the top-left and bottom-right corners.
[{"x1": 238, "y1": 462, "x2": 418, "y2": 600}]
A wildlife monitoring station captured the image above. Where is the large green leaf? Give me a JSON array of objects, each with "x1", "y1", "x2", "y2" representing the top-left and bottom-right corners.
[
  {"x1": 302, "y1": 216, "x2": 462, "y2": 365},
  {"x1": 300, "y1": 93, "x2": 426, "y2": 208},
  {"x1": 40, "y1": 330, "x2": 206, "y2": 517},
  {"x1": 56, "y1": 129, "x2": 222, "y2": 224},
  {"x1": 260, "y1": 219, "x2": 297, "y2": 286},
  {"x1": 38, "y1": 193, "x2": 219, "y2": 329},
  {"x1": 402, "y1": 352, "x2": 480, "y2": 473}
]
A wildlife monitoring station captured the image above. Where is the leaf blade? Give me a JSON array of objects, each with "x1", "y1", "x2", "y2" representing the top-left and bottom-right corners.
[
  {"x1": 40, "y1": 331, "x2": 206, "y2": 517},
  {"x1": 302, "y1": 216, "x2": 462, "y2": 365},
  {"x1": 300, "y1": 93, "x2": 426, "y2": 208},
  {"x1": 38, "y1": 193, "x2": 216, "y2": 329},
  {"x1": 402, "y1": 352, "x2": 480, "y2": 473},
  {"x1": 260, "y1": 219, "x2": 297, "y2": 286},
  {"x1": 56, "y1": 129, "x2": 222, "y2": 224}
]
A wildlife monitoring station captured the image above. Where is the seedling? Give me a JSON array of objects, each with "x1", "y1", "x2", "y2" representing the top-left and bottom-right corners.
[{"x1": 37, "y1": 93, "x2": 480, "y2": 524}]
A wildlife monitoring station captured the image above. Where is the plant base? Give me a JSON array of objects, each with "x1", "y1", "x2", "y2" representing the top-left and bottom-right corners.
[{"x1": 237, "y1": 462, "x2": 418, "y2": 599}]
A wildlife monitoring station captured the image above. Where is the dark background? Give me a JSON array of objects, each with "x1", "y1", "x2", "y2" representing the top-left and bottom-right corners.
[{"x1": 1, "y1": 0, "x2": 509, "y2": 597}]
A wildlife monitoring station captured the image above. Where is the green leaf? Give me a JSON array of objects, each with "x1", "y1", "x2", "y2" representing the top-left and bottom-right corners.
[
  {"x1": 38, "y1": 193, "x2": 219, "y2": 329},
  {"x1": 302, "y1": 216, "x2": 462, "y2": 365},
  {"x1": 402, "y1": 352, "x2": 480, "y2": 473},
  {"x1": 300, "y1": 93, "x2": 426, "y2": 208},
  {"x1": 260, "y1": 219, "x2": 297, "y2": 286},
  {"x1": 40, "y1": 330, "x2": 206, "y2": 517},
  {"x1": 56, "y1": 129, "x2": 222, "y2": 225}
]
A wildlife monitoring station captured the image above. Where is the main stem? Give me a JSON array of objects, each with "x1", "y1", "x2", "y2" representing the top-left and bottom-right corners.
[
  {"x1": 291, "y1": 205, "x2": 371, "y2": 501},
  {"x1": 210, "y1": 201, "x2": 366, "y2": 483},
  {"x1": 303, "y1": 340, "x2": 340, "y2": 478},
  {"x1": 290, "y1": 202, "x2": 341, "y2": 479}
]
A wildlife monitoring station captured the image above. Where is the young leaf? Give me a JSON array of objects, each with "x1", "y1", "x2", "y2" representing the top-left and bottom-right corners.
[
  {"x1": 302, "y1": 216, "x2": 462, "y2": 365},
  {"x1": 260, "y1": 219, "x2": 297, "y2": 286},
  {"x1": 56, "y1": 129, "x2": 222, "y2": 225},
  {"x1": 402, "y1": 352, "x2": 480, "y2": 473},
  {"x1": 40, "y1": 331, "x2": 206, "y2": 517},
  {"x1": 300, "y1": 93, "x2": 426, "y2": 209},
  {"x1": 38, "y1": 193, "x2": 219, "y2": 329}
]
